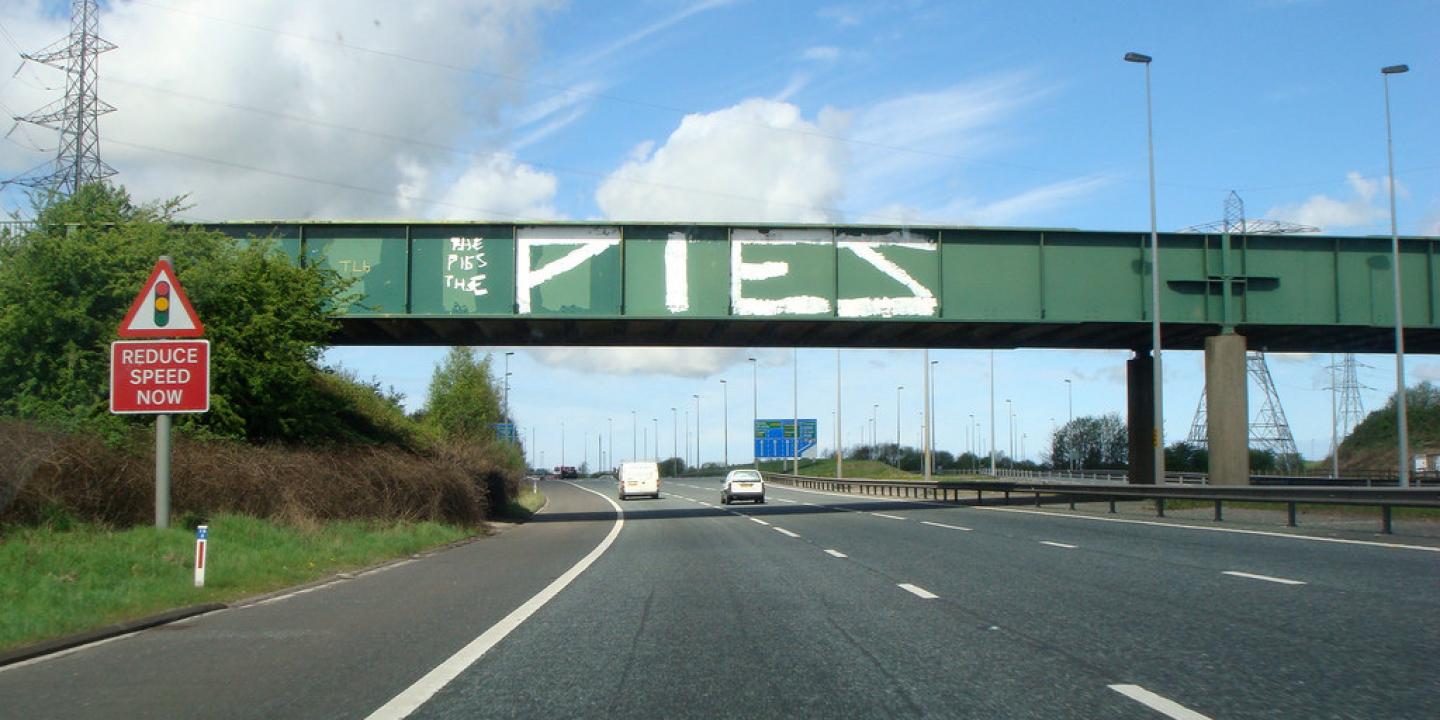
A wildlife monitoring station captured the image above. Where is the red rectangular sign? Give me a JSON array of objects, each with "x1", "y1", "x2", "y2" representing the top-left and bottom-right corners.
[{"x1": 110, "y1": 340, "x2": 210, "y2": 414}]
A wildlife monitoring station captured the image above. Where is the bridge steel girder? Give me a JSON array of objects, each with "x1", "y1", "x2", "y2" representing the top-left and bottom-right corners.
[{"x1": 204, "y1": 221, "x2": 1440, "y2": 353}]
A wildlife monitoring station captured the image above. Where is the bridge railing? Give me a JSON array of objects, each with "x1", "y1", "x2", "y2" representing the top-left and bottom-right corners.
[{"x1": 761, "y1": 472, "x2": 1440, "y2": 535}]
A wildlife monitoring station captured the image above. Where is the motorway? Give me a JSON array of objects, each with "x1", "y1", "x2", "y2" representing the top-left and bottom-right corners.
[{"x1": 2, "y1": 476, "x2": 1436, "y2": 719}]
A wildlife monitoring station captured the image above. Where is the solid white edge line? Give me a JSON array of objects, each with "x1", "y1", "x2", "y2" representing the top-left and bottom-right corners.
[
  {"x1": 774, "y1": 527, "x2": 800, "y2": 538},
  {"x1": 1222, "y1": 570, "x2": 1306, "y2": 586},
  {"x1": 1040, "y1": 541, "x2": 1078, "y2": 549},
  {"x1": 897, "y1": 583, "x2": 938, "y2": 599},
  {"x1": 1108, "y1": 684, "x2": 1213, "y2": 720},
  {"x1": 824, "y1": 549, "x2": 848, "y2": 558},
  {"x1": 365, "y1": 481, "x2": 625, "y2": 720},
  {"x1": 920, "y1": 521, "x2": 972, "y2": 531}
]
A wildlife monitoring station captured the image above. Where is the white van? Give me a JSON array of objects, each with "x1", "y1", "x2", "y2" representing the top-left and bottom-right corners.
[{"x1": 618, "y1": 461, "x2": 661, "y2": 500}]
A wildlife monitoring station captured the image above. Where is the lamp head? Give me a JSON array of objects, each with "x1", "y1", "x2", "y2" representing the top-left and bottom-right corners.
[
  {"x1": 1124, "y1": 52, "x2": 1152, "y2": 64},
  {"x1": 1381, "y1": 64, "x2": 1409, "y2": 75}
]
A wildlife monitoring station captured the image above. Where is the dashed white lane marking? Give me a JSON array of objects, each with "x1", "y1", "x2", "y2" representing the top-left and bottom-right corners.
[
  {"x1": 366, "y1": 481, "x2": 625, "y2": 720},
  {"x1": 1040, "y1": 541, "x2": 1077, "y2": 549},
  {"x1": 897, "y1": 583, "x2": 938, "y2": 599},
  {"x1": 921, "y1": 521, "x2": 971, "y2": 531},
  {"x1": 774, "y1": 498, "x2": 798, "y2": 503},
  {"x1": 749, "y1": 517, "x2": 771, "y2": 526},
  {"x1": 1108, "y1": 684, "x2": 1213, "y2": 719},
  {"x1": 774, "y1": 527, "x2": 800, "y2": 538},
  {"x1": 969, "y1": 504, "x2": 1440, "y2": 553},
  {"x1": 1222, "y1": 571, "x2": 1306, "y2": 586},
  {"x1": 824, "y1": 549, "x2": 848, "y2": 558},
  {"x1": 872, "y1": 513, "x2": 907, "y2": 520},
  {"x1": 699, "y1": 502, "x2": 713, "y2": 507}
]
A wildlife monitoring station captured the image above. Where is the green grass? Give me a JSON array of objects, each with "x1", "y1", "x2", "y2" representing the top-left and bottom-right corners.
[
  {"x1": 501, "y1": 486, "x2": 547, "y2": 519},
  {"x1": 0, "y1": 514, "x2": 472, "y2": 652},
  {"x1": 759, "y1": 458, "x2": 931, "y2": 480}
]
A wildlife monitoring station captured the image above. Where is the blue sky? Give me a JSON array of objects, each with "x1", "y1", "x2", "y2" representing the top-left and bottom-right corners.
[{"x1": 1, "y1": 0, "x2": 1437, "y2": 469}]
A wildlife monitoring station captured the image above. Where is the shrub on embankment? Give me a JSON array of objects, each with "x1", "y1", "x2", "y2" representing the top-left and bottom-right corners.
[
  {"x1": 0, "y1": 419, "x2": 513, "y2": 528},
  {"x1": 0, "y1": 185, "x2": 525, "y2": 528}
]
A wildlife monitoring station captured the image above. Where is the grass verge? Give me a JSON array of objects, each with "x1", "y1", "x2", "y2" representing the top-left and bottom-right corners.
[
  {"x1": 0, "y1": 514, "x2": 473, "y2": 653},
  {"x1": 501, "y1": 486, "x2": 547, "y2": 520}
]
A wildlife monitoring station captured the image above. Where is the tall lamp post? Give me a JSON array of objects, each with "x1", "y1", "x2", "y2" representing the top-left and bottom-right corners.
[
  {"x1": 670, "y1": 407, "x2": 678, "y2": 473},
  {"x1": 1064, "y1": 377, "x2": 1074, "y2": 469},
  {"x1": 1125, "y1": 50, "x2": 1165, "y2": 484},
  {"x1": 631, "y1": 410, "x2": 637, "y2": 461},
  {"x1": 720, "y1": 379, "x2": 729, "y2": 468},
  {"x1": 693, "y1": 394, "x2": 701, "y2": 470},
  {"x1": 928, "y1": 358, "x2": 937, "y2": 478},
  {"x1": 652, "y1": 417, "x2": 659, "y2": 461},
  {"x1": 870, "y1": 404, "x2": 879, "y2": 455},
  {"x1": 1005, "y1": 399, "x2": 1014, "y2": 469},
  {"x1": 792, "y1": 348, "x2": 799, "y2": 474},
  {"x1": 895, "y1": 385, "x2": 904, "y2": 466},
  {"x1": 836, "y1": 349, "x2": 843, "y2": 479},
  {"x1": 503, "y1": 351, "x2": 514, "y2": 420},
  {"x1": 748, "y1": 357, "x2": 758, "y2": 468},
  {"x1": 1382, "y1": 63, "x2": 1410, "y2": 486}
]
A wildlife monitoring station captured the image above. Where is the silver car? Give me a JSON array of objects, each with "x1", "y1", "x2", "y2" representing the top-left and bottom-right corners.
[{"x1": 721, "y1": 469, "x2": 765, "y2": 504}]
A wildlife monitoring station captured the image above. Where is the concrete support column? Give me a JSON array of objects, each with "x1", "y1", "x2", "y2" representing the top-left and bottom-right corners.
[
  {"x1": 1127, "y1": 352, "x2": 1155, "y2": 484},
  {"x1": 1205, "y1": 333, "x2": 1250, "y2": 485}
]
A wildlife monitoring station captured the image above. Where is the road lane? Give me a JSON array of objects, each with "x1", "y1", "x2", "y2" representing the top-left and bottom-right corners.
[
  {"x1": 716, "y1": 477, "x2": 1439, "y2": 718},
  {"x1": 0, "y1": 480, "x2": 619, "y2": 720},
  {"x1": 411, "y1": 477, "x2": 1152, "y2": 719}
]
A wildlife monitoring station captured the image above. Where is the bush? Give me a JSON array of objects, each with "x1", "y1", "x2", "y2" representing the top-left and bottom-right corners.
[{"x1": 0, "y1": 420, "x2": 491, "y2": 528}]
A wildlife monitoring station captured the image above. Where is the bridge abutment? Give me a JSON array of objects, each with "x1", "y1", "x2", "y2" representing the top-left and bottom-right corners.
[
  {"x1": 1205, "y1": 333, "x2": 1250, "y2": 485},
  {"x1": 1127, "y1": 353, "x2": 1157, "y2": 484}
]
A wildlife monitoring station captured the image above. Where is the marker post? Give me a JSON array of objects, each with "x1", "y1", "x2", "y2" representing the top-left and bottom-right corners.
[{"x1": 194, "y1": 524, "x2": 208, "y2": 588}]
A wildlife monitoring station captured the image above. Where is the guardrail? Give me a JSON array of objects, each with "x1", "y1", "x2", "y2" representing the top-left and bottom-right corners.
[{"x1": 762, "y1": 472, "x2": 1440, "y2": 535}]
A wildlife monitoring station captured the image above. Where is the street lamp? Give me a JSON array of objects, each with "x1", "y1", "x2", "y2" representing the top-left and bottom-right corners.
[
  {"x1": 607, "y1": 417, "x2": 613, "y2": 470},
  {"x1": 1005, "y1": 399, "x2": 1013, "y2": 469},
  {"x1": 927, "y1": 358, "x2": 937, "y2": 480},
  {"x1": 1064, "y1": 378, "x2": 1073, "y2": 424},
  {"x1": 836, "y1": 349, "x2": 843, "y2": 480},
  {"x1": 895, "y1": 385, "x2": 905, "y2": 467},
  {"x1": 653, "y1": 418, "x2": 659, "y2": 461},
  {"x1": 792, "y1": 348, "x2": 799, "y2": 474},
  {"x1": 670, "y1": 407, "x2": 678, "y2": 474},
  {"x1": 631, "y1": 410, "x2": 637, "y2": 461},
  {"x1": 748, "y1": 357, "x2": 758, "y2": 469},
  {"x1": 503, "y1": 351, "x2": 514, "y2": 420},
  {"x1": 720, "y1": 379, "x2": 729, "y2": 468},
  {"x1": 1126, "y1": 50, "x2": 1165, "y2": 484},
  {"x1": 693, "y1": 394, "x2": 701, "y2": 469},
  {"x1": 1382, "y1": 62, "x2": 1410, "y2": 486},
  {"x1": 870, "y1": 403, "x2": 879, "y2": 455}
]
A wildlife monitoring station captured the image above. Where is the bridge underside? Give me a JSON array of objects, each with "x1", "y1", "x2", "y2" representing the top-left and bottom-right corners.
[{"x1": 334, "y1": 317, "x2": 1432, "y2": 353}]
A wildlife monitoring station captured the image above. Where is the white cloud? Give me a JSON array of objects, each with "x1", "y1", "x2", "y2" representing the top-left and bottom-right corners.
[
  {"x1": 595, "y1": 98, "x2": 850, "y2": 222},
  {"x1": 802, "y1": 46, "x2": 840, "y2": 62},
  {"x1": 858, "y1": 174, "x2": 1109, "y2": 226},
  {"x1": 1264, "y1": 172, "x2": 1393, "y2": 230},
  {"x1": 434, "y1": 153, "x2": 559, "y2": 220},
  {"x1": 3, "y1": 1, "x2": 561, "y2": 219},
  {"x1": 525, "y1": 347, "x2": 787, "y2": 378}
]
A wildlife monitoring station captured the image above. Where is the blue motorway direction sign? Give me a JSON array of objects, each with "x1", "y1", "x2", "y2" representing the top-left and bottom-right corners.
[{"x1": 754, "y1": 419, "x2": 817, "y2": 459}]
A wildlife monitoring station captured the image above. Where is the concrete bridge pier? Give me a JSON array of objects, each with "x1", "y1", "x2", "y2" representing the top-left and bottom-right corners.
[
  {"x1": 1205, "y1": 333, "x2": 1250, "y2": 485},
  {"x1": 1127, "y1": 352, "x2": 1157, "y2": 484}
]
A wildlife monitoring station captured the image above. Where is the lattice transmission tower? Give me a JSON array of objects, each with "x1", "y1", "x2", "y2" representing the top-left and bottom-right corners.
[
  {"x1": 1183, "y1": 191, "x2": 1315, "y2": 472},
  {"x1": 7, "y1": 0, "x2": 116, "y2": 196},
  {"x1": 1327, "y1": 353, "x2": 1370, "y2": 471}
]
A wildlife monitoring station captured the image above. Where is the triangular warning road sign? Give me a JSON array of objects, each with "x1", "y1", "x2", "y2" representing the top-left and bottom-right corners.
[{"x1": 118, "y1": 260, "x2": 204, "y2": 338}]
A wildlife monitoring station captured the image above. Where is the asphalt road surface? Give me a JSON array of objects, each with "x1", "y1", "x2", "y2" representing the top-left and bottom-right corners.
[{"x1": 3, "y1": 477, "x2": 1436, "y2": 719}]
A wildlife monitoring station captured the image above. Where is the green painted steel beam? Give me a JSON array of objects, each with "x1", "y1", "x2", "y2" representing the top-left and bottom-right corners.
[{"x1": 204, "y1": 221, "x2": 1440, "y2": 352}]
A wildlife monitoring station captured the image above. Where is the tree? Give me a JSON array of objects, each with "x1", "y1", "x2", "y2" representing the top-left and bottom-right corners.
[
  {"x1": 1049, "y1": 413, "x2": 1128, "y2": 469},
  {"x1": 422, "y1": 347, "x2": 503, "y2": 440},
  {"x1": 0, "y1": 184, "x2": 359, "y2": 443}
]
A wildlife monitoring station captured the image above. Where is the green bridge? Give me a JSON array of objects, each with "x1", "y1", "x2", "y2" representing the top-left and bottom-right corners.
[
  {"x1": 211, "y1": 221, "x2": 1436, "y2": 485},
  {"x1": 209, "y1": 221, "x2": 1440, "y2": 352}
]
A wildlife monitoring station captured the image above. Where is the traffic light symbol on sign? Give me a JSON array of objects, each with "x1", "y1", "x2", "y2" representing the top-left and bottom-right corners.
[{"x1": 153, "y1": 281, "x2": 170, "y2": 327}]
